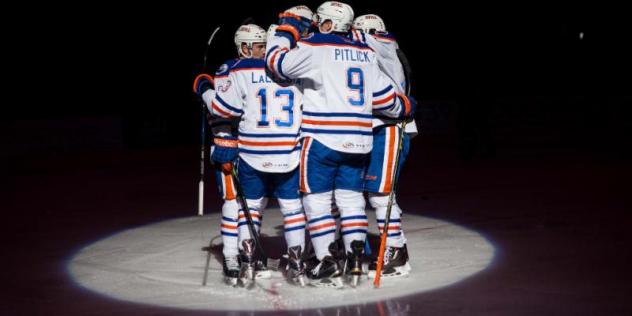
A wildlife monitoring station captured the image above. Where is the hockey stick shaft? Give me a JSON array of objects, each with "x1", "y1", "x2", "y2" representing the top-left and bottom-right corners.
[
  {"x1": 198, "y1": 105, "x2": 206, "y2": 216},
  {"x1": 374, "y1": 120, "x2": 408, "y2": 288},
  {"x1": 197, "y1": 26, "x2": 221, "y2": 216},
  {"x1": 230, "y1": 167, "x2": 268, "y2": 264}
]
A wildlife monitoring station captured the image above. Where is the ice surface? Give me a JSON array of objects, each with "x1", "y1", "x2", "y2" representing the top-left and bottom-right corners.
[{"x1": 67, "y1": 210, "x2": 495, "y2": 311}]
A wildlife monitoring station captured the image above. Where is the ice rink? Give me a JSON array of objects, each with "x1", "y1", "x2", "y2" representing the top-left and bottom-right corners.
[{"x1": 67, "y1": 211, "x2": 495, "y2": 311}]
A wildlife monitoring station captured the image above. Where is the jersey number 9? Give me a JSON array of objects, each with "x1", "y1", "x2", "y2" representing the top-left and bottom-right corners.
[{"x1": 347, "y1": 68, "x2": 365, "y2": 107}]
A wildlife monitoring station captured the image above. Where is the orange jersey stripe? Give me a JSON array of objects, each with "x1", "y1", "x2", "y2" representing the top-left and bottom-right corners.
[
  {"x1": 223, "y1": 171, "x2": 236, "y2": 200},
  {"x1": 308, "y1": 222, "x2": 336, "y2": 231},
  {"x1": 212, "y1": 102, "x2": 232, "y2": 118},
  {"x1": 221, "y1": 224, "x2": 238, "y2": 230},
  {"x1": 269, "y1": 48, "x2": 288, "y2": 75},
  {"x1": 383, "y1": 126, "x2": 396, "y2": 192},
  {"x1": 373, "y1": 93, "x2": 395, "y2": 105},
  {"x1": 284, "y1": 217, "x2": 306, "y2": 225},
  {"x1": 341, "y1": 223, "x2": 369, "y2": 228},
  {"x1": 239, "y1": 140, "x2": 298, "y2": 147}
]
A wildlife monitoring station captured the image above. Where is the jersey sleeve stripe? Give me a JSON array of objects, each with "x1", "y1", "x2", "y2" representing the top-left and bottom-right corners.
[
  {"x1": 276, "y1": 49, "x2": 289, "y2": 79},
  {"x1": 302, "y1": 111, "x2": 373, "y2": 119},
  {"x1": 373, "y1": 93, "x2": 396, "y2": 105},
  {"x1": 302, "y1": 119, "x2": 373, "y2": 128},
  {"x1": 239, "y1": 132, "x2": 299, "y2": 138},
  {"x1": 211, "y1": 102, "x2": 232, "y2": 118},
  {"x1": 239, "y1": 148, "x2": 301, "y2": 155},
  {"x1": 216, "y1": 95, "x2": 243, "y2": 114},
  {"x1": 373, "y1": 86, "x2": 393, "y2": 98},
  {"x1": 300, "y1": 128, "x2": 373, "y2": 136},
  {"x1": 239, "y1": 140, "x2": 299, "y2": 147}
]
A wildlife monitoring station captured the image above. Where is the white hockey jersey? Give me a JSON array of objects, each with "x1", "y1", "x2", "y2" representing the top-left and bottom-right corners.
[
  {"x1": 210, "y1": 58, "x2": 302, "y2": 173},
  {"x1": 266, "y1": 32, "x2": 409, "y2": 154},
  {"x1": 349, "y1": 30, "x2": 419, "y2": 136},
  {"x1": 204, "y1": 59, "x2": 239, "y2": 137}
]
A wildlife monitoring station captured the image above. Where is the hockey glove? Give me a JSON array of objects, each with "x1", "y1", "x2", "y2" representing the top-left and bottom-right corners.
[
  {"x1": 193, "y1": 73, "x2": 214, "y2": 96},
  {"x1": 211, "y1": 136, "x2": 239, "y2": 165},
  {"x1": 278, "y1": 12, "x2": 312, "y2": 36},
  {"x1": 398, "y1": 94, "x2": 417, "y2": 119}
]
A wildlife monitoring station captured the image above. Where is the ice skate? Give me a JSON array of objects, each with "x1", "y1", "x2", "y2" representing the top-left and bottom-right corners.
[
  {"x1": 222, "y1": 255, "x2": 240, "y2": 286},
  {"x1": 286, "y1": 245, "x2": 307, "y2": 287},
  {"x1": 368, "y1": 244, "x2": 411, "y2": 279}
]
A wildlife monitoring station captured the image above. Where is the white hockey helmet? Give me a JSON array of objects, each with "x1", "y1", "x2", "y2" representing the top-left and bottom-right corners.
[
  {"x1": 353, "y1": 14, "x2": 386, "y2": 34},
  {"x1": 283, "y1": 5, "x2": 314, "y2": 24},
  {"x1": 315, "y1": 1, "x2": 354, "y2": 33},
  {"x1": 234, "y1": 24, "x2": 267, "y2": 58}
]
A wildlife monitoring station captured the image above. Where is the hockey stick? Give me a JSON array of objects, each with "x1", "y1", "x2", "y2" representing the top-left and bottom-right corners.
[
  {"x1": 230, "y1": 167, "x2": 268, "y2": 270},
  {"x1": 197, "y1": 26, "x2": 221, "y2": 216},
  {"x1": 396, "y1": 48, "x2": 412, "y2": 95},
  {"x1": 374, "y1": 120, "x2": 408, "y2": 288}
]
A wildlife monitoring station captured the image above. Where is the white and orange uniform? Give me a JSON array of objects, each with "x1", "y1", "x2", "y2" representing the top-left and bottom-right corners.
[
  {"x1": 349, "y1": 30, "x2": 414, "y2": 248},
  {"x1": 266, "y1": 31, "x2": 411, "y2": 259},
  {"x1": 197, "y1": 58, "x2": 240, "y2": 258},
  {"x1": 210, "y1": 57, "x2": 306, "y2": 252}
]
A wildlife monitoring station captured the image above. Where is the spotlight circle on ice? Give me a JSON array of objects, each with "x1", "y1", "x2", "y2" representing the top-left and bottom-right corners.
[{"x1": 67, "y1": 210, "x2": 495, "y2": 311}]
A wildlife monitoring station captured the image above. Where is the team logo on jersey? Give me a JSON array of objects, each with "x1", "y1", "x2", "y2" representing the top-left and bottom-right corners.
[
  {"x1": 342, "y1": 142, "x2": 371, "y2": 150},
  {"x1": 261, "y1": 161, "x2": 289, "y2": 169},
  {"x1": 218, "y1": 80, "x2": 232, "y2": 92},
  {"x1": 217, "y1": 63, "x2": 229, "y2": 74}
]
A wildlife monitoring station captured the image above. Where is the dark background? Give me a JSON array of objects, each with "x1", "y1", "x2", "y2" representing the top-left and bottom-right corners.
[
  {"x1": 5, "y1": 1, "x2": 631, "y2": 155},
  {"x1": 3, "y1": 2, "x2": 632, "y2": 315}
]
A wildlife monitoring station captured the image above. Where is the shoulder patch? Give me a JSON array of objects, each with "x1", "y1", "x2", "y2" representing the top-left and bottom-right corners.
[{"x1": 216, "y1": 63, "x2": 229, "y2": 74}]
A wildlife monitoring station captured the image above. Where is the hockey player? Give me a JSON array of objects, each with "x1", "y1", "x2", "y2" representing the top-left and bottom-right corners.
[
  {"x1": 209, "y1": 24, "x2": 308, "y2": 287},
  {"x1": 351, "y1": 14, "x2": 418, "y2": 278},
  {"x1": 266, "y1": 1, "x2": 416, "y2": 287},
  {"x1": 194, "y1": 61, "x2": 243, "y2": 286}
]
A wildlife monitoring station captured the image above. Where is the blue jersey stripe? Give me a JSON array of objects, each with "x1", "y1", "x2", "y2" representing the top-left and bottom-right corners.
[
  {"x1": 308, "y1": 214, "x2": 334, "y2": 224},
  {"x1": 222, "y1": 216, "x2": 237, "y2": 223},
  {"x1": 303, "y1": 111, "x2": 372, "y2": 119},
  {"x1": 301, "y1": 128, "x2": 373, "y2": 136},
  {"x1": 341, "y1": 215, "x2": 368, "y2": 221},
  {"x1": 239, "y1": 132, "x2": 299, "y2": 138},
  {"x1": 277, "y1": 51, "x2": 288, "y2": 80},
  {"x1": 377, "y1": 218, "x2": 402, "y2": 223},
  {"x1": 373, "y1": 86, "x2": 392, "y2": 98},
  {"x1": 285, "y1": 225, "x2": 306, "y2": 232},
  {"x1": 310, "y1": 229, "x2": 337, "y2": 238},
  {"x1": 239, "y1": 147, "x2": 301, "y2": 155},
  {"x1": 216, "y1": 95, "x2": 243, "y2": 114},
  {"x1": 341, "y1": 229, "x2": 368, "y2": 235}
]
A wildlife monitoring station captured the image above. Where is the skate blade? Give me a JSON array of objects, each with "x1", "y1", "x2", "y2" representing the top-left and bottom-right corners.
[
  {"x1": 349, "y1": 274, "x2": 360, "y2": 288},
  {"x1": 238, "y1": 278, "x2": 256, "y2": 289},
  {"x1": 361, "y1": 262, "x2": 369, "y2": 274},
  {"x1": 309, "y1": 276, "x2": 344, "y2": 289},
  {"x1": 367, "y1": 262, "x2": 411, "y2": 279},
  {"x1": 292, "y1": 274, "x2": 306, "y2": 287}
]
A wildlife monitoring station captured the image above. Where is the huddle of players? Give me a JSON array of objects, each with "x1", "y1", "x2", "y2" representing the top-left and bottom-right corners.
[{"x1": 193, "y1": 1, "x2": 418, "y2": 289}]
